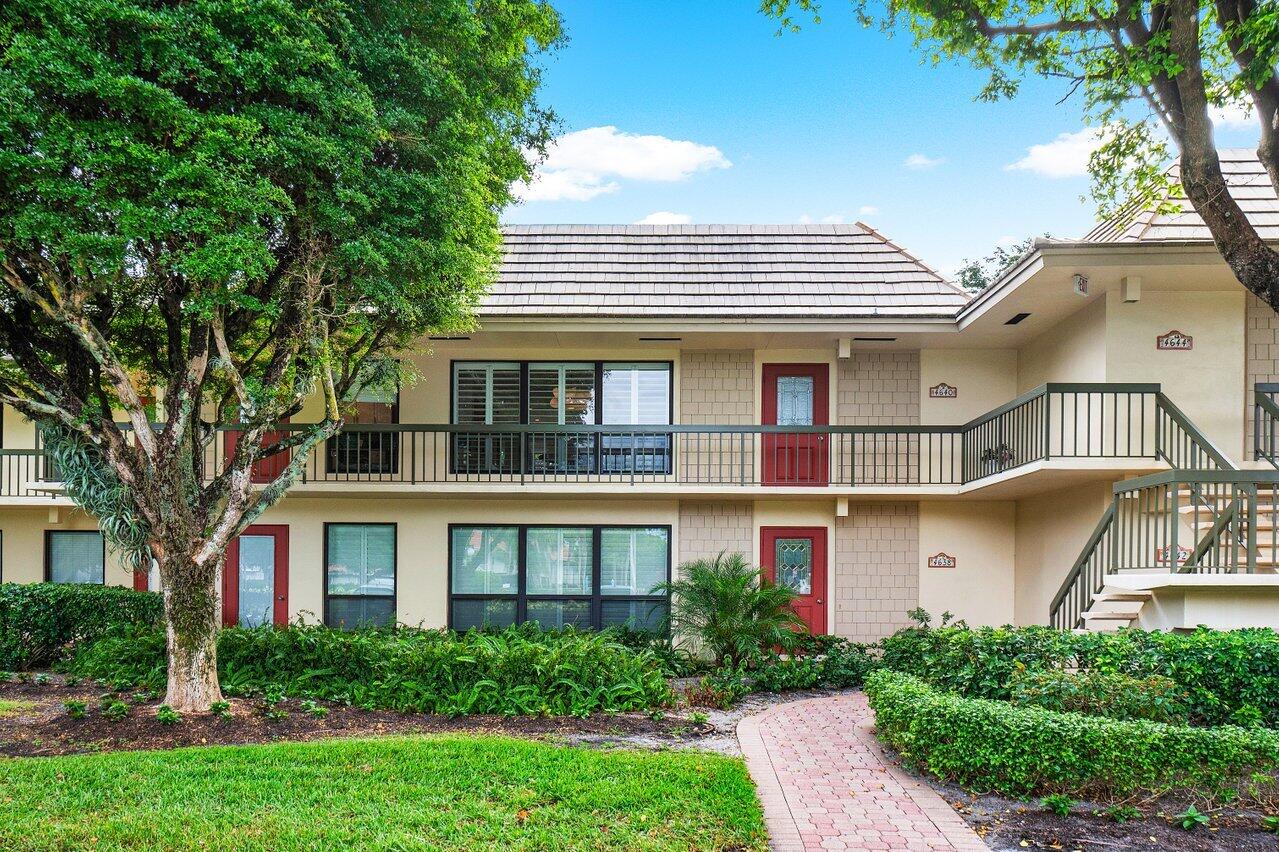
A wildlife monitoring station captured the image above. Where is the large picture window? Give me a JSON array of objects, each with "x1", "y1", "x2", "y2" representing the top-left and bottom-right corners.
[
  {"x1": 324, "y1": 523, "x2": 396, "y2": 629},
  {"x1": 451, "y1": 361, "x2": 672, "y2": 475},
  {"x1": 45, "y1": 530, "x2": 105, "y2": 584},
  {"x1": 449, "y1": 525, "x2": 670, "y2": 631}
]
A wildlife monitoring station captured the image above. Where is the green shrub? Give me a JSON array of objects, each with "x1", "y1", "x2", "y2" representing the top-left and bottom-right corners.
[
  {"x1": 865, "y1": 669, "x2": 1279, "y2": 800},
  {"x1": 69, "y1": 624, "x2": 674, "y2": 717},
  {"x1": 878, "y1": 623, "x2": 1279, "y2": 727},
  {"x1": 0, "y1": 583, "x2": 162, "y2": 670},
  {"x1": 1008, "y1": 668, "x2": 1191, "y2": 724},
  {"x1": 749, "y1": 639, "x2": 879, "y2": 693}
]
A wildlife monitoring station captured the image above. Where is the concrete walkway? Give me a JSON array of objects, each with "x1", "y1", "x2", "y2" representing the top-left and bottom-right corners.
[{"x1": 737, "y1": 692, "x2": 987, "y2": 851}]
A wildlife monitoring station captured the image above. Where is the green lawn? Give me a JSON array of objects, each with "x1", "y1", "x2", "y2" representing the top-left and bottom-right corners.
[{"x1": 0, "y1": 734, "x2": 767, "y2": 851}]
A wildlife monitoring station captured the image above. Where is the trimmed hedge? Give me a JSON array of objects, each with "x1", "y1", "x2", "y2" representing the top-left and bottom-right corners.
[
  {"x1": 879, "y1": 624, "x2": 1279, "y2": 727},
  {"x1": 865, "y1": 669, "x2": 1279, "y2": 800},
  {"x1": 0, "y1": 583, "x2": 163, "y2": 670},
  {"x1": 1008, "y1": 668, "x2": 1191, "y2": 725},
  {"x1": 68, "y1": 623, "x2": 674, "y2": 716}
]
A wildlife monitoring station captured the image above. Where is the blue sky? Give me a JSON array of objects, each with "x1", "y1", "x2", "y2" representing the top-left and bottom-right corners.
[{"x1": 503, "y1": 0, "x2": 1260, "y2": 276}]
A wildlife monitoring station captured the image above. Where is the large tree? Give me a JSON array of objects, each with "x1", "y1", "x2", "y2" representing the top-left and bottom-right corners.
[
  {"x1": 761, "y1": 0, "x2": 1279, "y2": 309},
  {"x1": 0, "y1": 0, "x2": 560, "y2": 710}
]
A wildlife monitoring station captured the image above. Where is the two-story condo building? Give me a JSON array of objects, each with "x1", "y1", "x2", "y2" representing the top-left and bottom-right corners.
[{"x1": 4, "y1": 149, "x2": 1279, "y2": 640}]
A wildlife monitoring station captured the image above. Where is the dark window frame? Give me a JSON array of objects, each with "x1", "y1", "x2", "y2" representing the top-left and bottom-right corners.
[
  {"x1": 322, "y1": 522, "x2": 397, "y2": 629},
  {"x1": 44, "y1": 529, "x2": 106, "y2": 585},
  {"x1": 449, "y1": 360, "x2": 675, "y2": 476},
  {"x1": 447, "y1": 523, "x2": 672, "y2": 632}
]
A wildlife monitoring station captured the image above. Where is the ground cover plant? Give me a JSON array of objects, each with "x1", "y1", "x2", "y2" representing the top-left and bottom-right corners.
[
  {"x1": 0, "y1": 734, "x2": 766, "y2": 851},
  {"x1": 67, "y1": 623, "x2": 674, "y2": 717},
  {"x1": 865, "y1": 669, "x2": 1279, "y2": 801},
  {"x1": 0, "y1": 583, "x2": 162, "y2": 670}
]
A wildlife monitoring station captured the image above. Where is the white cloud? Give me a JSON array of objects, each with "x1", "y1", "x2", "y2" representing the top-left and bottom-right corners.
[
  {"x1": 1005, "y1": 127, "x2": 1109, "y2": 178},
  {"x1": 1211, "y1": 101, "x2": 1255, "y2": 131},
  {"x1": 995, "y1": 234, "x2": 1019, "y2": 248},
  {"x1": 515, "y1": 126, "x2": 730, "y2": 202},
  {"x1": 858, "y1": 205, "x2": 879, "y2": 216},
  {"x1": 634, "y1": 211, "x2": 692, "y2": 225},
  {"x1": 905, "y1": 153, "x2": 945, "y2": 170},
  {"x1": 820, "y1": 214, "x2": 846, "y2": 224}
]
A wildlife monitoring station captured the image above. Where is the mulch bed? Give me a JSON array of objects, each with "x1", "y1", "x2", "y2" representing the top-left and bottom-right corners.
[
  {"x1": 0, "y1": 678, "x2": 714, "y2": 758},
  {"x1": 926, "y1": 777, "x2": 1279, "y2": 851}
]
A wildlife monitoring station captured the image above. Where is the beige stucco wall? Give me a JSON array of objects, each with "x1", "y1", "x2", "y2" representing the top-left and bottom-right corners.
[
  {"x1": 919, "y1": 349, "x2": 1017, "y2": 425},
  {"x1": 1104, "y1": 289, "x2": 1245, "y2": 463},
  {"x1": 0, "y1": 505, "x2": 133, "y2": 586},
  {"x1": 1017, "y1": 296, "x2": 1107, "y2": 391},
  {"x1": 917, "y1": 501, "x2": 1015, "y2": 626},
  {"x1": 1013, "y1": 481, "x2": 1112, "y2": 625},
  {"x1": 2, "y1": 405, "x2": 36, "y2": 449},
  {"x1": 256, "y1": 496, "x2": 680, "y2": 627}
]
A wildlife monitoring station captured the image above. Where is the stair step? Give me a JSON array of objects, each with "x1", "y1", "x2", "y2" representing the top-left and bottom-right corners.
[{"x1": 1094, "y1": 589, "x2": 1153, "y2": 602}]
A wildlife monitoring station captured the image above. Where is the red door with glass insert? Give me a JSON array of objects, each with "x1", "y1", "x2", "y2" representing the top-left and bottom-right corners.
[
  {"x1": 761, "y1": 526, "x2": 827, "y2": 634},
  {"x1": 762, "y1": 364, "x2": 829, "y2": 485},
  {"x1": 222, "y1": 525, "x2": 289, "y2": 627}
]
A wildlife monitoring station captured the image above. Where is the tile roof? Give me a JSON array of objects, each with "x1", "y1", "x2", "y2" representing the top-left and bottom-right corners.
[
  {"x1": 486, "y1": 224, "x2": 970, "y2": 319},
  {"x1": 1083, "y1": 149, "x2": 1279, "y2": 243}
]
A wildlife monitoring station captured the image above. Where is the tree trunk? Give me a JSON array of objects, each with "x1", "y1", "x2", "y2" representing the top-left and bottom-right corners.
[{"x1": 159, "y1": 550, "x2": 224, "y2": 713}]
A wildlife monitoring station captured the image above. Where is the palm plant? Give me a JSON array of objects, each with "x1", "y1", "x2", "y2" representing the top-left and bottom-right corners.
[{"x1": 653, "y1": 552, "x2": 807, "y2": 668}]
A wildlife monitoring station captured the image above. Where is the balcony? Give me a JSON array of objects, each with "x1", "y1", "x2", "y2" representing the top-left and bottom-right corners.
[{"x1": 3, "y1": 383, "x2": 1205, "y2": 499}]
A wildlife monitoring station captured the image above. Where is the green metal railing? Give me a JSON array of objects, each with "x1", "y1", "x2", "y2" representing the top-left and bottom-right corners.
[{"x1": 1254, "y1": 383, "x2": 1279, "y2": 469}]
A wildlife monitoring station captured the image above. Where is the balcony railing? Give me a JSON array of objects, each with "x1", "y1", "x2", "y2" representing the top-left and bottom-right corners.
[
  {"x1": 0, "y1": 383, "x2": 1188, "y2": 497},
  {"x1": 0, "y1": 449, "x2": 55, "y2": 498},
  {"x1": 218, "y1": 382, "x2": 1165, "y2": 489}
]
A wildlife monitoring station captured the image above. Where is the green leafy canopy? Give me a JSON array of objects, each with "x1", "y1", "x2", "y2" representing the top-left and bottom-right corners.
[{"x1": 0, "y1": 0, "x2": 562, "y2": 562}]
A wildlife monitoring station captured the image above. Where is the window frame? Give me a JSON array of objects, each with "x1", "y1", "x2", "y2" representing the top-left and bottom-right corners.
[
  {"x1": 447, "y1": 523, "x2": 672, "y2": 632},
  {"x1": 449, "y1": 360, "x2": 675, "y2": 476},
  {"x1": 322, "y1": 522, "x2": 397, "y2": 629},
  {"x1": 44, "y1": 529, "x2": 106, "y2": 585}
]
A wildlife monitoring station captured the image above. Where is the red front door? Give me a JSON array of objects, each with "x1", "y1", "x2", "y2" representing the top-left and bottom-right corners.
[
  {"x1": 762, "y1": 364, "x2": 829, "y2": 485},
  {"x1": 223, "y1": 418, "x2": 291, "y2": 484},
  {"x1": 761, "y1": 526, "x2": 828, "y2": 634},
  {"x1": 222, "y1": 525, "x2": 289, "y2": 627}
]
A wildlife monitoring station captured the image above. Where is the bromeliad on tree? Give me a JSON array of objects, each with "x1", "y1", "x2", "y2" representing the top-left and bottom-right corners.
[
  {"x1": 760, "y1": 0, "x2": 1279, "y2": 311},
  {"x1": 0, "y1": 0, "x2": 561, "y2": 711}
]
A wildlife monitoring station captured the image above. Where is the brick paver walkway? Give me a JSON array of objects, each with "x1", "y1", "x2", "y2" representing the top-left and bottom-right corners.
[{"x1": 737, "y1": 692, "x2": 987, "y2": 851}]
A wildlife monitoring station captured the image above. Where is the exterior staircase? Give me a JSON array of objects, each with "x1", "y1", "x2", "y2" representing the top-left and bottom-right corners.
[{"x1": 1050, "y1": 390, "x2": 1279, "y2": 632}]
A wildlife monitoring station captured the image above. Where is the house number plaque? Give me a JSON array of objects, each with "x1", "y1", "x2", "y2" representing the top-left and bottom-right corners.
[
  {"x1": 1156, "y1": 330, "x2": 1193, "y2": 351},
  {"x1": 927, "y1": 552, "x2": 957, "y2": 569},
  {"x1": 929, "y1": 383, "x2": 958, "y2": 399}
]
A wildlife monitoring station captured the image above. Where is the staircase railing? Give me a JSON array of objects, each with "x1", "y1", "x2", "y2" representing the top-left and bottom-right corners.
[
  {"x1": 1051, "y1": 396, "x2": 1239, "y2": 628},
  {"x1": 1254, "y1": 383, "x2": 1279, "y2": 469}
]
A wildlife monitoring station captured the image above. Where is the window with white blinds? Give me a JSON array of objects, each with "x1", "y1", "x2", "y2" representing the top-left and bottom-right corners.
[
  {"x1": 527, "y1": 364, "x2": 596, "y2": 425},
  {"x1": 452, "y1": 362, "x2": 521, "y2": 424},
  {"x1": 46, "y1": 531, "x2": 104, "y2": 584},
  {"x1": 602, "y1": 363, "x2": 670, "y2": 424}
]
